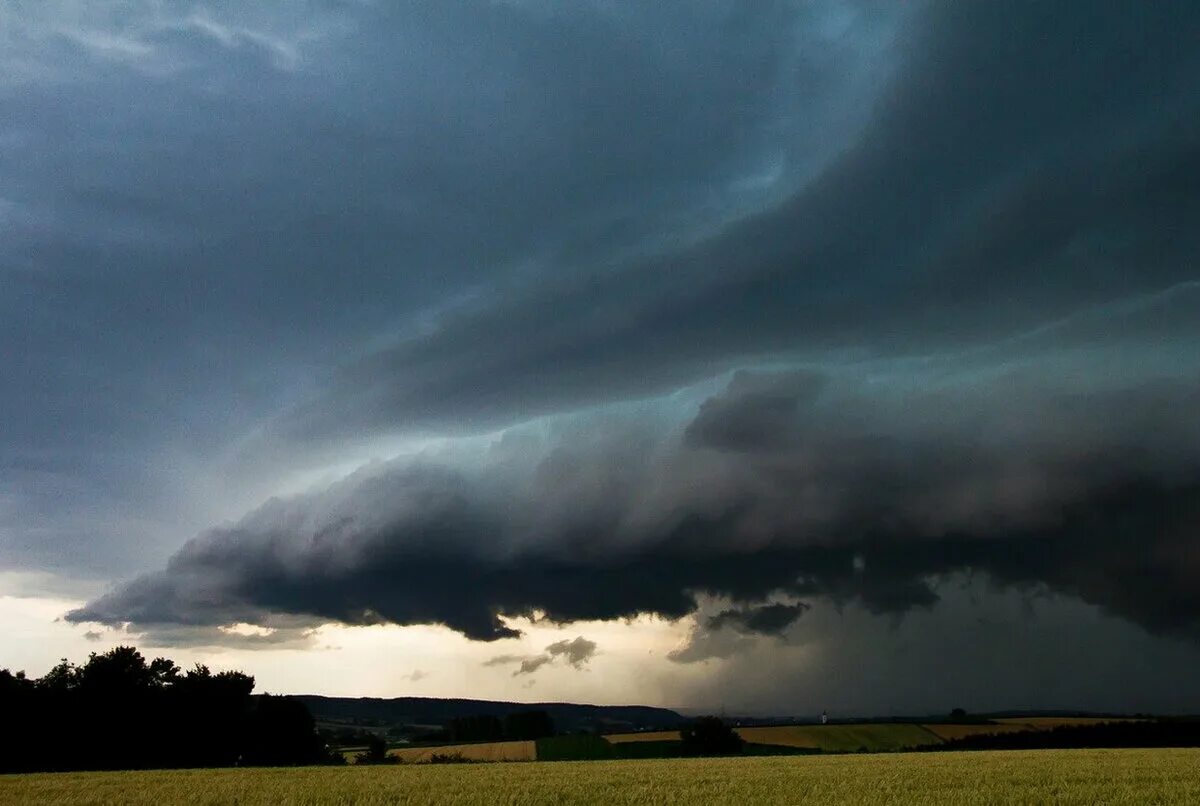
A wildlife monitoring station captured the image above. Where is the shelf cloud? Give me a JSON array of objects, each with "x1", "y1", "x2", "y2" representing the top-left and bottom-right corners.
[{"x1": 3, "y1": 0, "x2": 1198, "y2": 708}]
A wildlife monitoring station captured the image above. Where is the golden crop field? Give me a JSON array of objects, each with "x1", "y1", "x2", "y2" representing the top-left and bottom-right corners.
[
  {"x1": 4, "y1": 749, "x2": 1199, "y2": 805},
  {"x1": 604, "y1": 730, "x2": 679, "y2": 743},
  {"x1": 392, "y1": 740, "x2": 535, "y2": 763}
]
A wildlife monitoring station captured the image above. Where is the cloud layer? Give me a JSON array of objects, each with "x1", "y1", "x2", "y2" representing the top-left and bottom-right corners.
[
  {"x1": 2, "y1": 2, "x2": 1198, "y2": 708},
  {"x1": 70, "y1": 370, "x2": 1200, "y2": 645}
]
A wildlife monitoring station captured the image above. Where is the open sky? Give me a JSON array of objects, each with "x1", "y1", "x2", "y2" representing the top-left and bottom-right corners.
[{"x1": 3, "y1": 1, "x2": 1200, "y2": 716}]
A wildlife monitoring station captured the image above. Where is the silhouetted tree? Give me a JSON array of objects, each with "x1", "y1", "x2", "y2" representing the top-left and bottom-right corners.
[
  {"x1": 914, "y1": 719, "x2": 1200, "y2": 751},
  {"x1": 244, "y1": 693, "x2": 340, "y2": 766},
  {"x1": 0, "y1": 646, "x2": 341, "y2": 773},
  {"x1": 449, "y1": 714, "x2": 504, "y2": 742},
  {"x1": 504, "y1": 710, "x2": 555, "y2": 740},
  {"x1": 354, "y1": 734, "x2": 399, "y2": 765},
  {"x1": 680, "y1": 716, "x2": 744, "y2": 756}
]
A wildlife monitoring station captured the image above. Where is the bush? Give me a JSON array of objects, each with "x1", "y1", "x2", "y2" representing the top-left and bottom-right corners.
[
  {"x1": 680, "y1": 716, "x2": 744, "y2": 756},
  {"x1": 354, "y1": 735, "x2": 398, "y2": 765},
  {"x1": 427, "y1": 752, "x2": 470, "y2": 764},
  {"x1": 504, "y1": 710, "x2": 555, "y2": 740},
  {"x1": 535, "y1": 735, "x2": 614, "y2": 761}
]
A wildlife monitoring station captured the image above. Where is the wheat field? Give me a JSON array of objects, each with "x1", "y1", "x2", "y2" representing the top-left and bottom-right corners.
[
  {"x1": 4, "y1": 749, "x2": 1200, "y2": 805},
  {"x1": 391, "y1": 740, "x2": 536, "y2": 763}
]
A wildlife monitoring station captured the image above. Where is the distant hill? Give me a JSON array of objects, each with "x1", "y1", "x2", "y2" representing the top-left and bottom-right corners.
[{"x1": 297, "y1": 695, "x2": 687, "y2": 734}]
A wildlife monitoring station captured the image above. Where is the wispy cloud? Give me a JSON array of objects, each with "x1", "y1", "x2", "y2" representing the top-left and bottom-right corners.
[{"x1": 484, "y1": 637, "x2": 599, "y2": 677}]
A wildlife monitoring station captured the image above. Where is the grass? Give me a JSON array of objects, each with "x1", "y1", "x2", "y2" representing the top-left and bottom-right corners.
[
  {"x1": 609, "y1": 740, "x2": 685, "y2": 759},
  {"x1": 921, "y1": 723, "x2": 1037, "y2": 741},
  {"x1": 993, "y1": 717, "x2": 1142, "y2": 728},
  {"x1": 737, "y1": 724, "x2": 942, "y2": 752},
  {"x1": 536, "y1": 735, "x2": 615, "y2": 761},
  {"x1": 914, "y1": 717, "x2": 1145, "y2": 743},
  {"x1": 3, "y1": 749, "x2": 1200, "y2": 804},
  {"x1": 607, "y1": 723, "x2": 943, "y2": 753}
]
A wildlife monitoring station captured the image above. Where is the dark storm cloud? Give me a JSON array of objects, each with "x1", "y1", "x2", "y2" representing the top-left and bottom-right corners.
[
  {"x1": 708, "y1": 603, "x2": 809, "y2": 636},
  {"x1": 685, "y1": 371, "x2": 826, "y2": 453},
  {"x1": 69, "y1": 371, "x2": 1200, "y2": 645},
  {"x1": 133, "y1": 625, "x2": 318, "y2": 650},
  {"x1": 3, "y1": 0, "x2": 888, "y2": 574},
  {"x1": 3, "y1": 0, "x2": 1198, "y2": 715},
  {"x1": 676, "y1": 578, "x2": 1200, "y2": 715},
  {"x1": 275, "y1": 0, "x2": 1200, "y2": 443}
]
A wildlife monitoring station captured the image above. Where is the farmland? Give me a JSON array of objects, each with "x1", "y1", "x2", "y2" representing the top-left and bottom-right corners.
[
  {"x1": 921, "y1": 723, "x2": 1035, "y2": 742},
  {"x1": 392, "y1": 740, "x2": 536, "y2": 763},
  {"x1": 602, "y1": 718, "x2": 1153, "y2": 755},
  {"x1": 369, "y1": 718, "x2": 1145, "y2": 761},
  {"x1": 739, "y1": 724, "x2": 941, "y2": 752},
  {"x1": 993, "y1": 717, "x2": 1142, "y2": 728},
  {"x1": 919, "y1": 717, "x2": 1140, "y2": 742},
  {"x1": 606, "y1": 723, "x2": 945, "y2": 752},
  {"x1": 4, "y1": 749, "x2": 1199, "y2": 804}
]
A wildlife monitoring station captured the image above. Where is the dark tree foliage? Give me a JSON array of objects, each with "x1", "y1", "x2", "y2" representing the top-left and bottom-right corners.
[
  {"x1": 680, "y1": 716, "x2": 744, "y2": 756},
  {"x1": 448, "y1": 714, "x2": 504, "y2": 742},
  {"x1": 427, "y1": 752, "x2": 471, "y2": 764},
  {"x1": 447, "y1": 710, "x2": 555, "y2": 742},
  {"x1": 916, "y1": 719, "x2": 1200, "y2": 751},
  {"x1": 0, "y1": 647, "x2": 343, "y2": 773},
  {"x1": 354, "y1": 734, "x2": 399, "y2": 765},
  {"x1": 322, "y1": 726, "x2": 384, "y2": 746},
  {"x1": 503, "y1": 710, "x2": 556, "y2": 741},
  {"x1": 243, "y1": 693, "x2": 338, "y2": 767}
]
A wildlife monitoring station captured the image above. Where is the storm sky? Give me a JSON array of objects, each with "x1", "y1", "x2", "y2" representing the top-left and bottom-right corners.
[{"x1": 3, "y1": 1, "x2": 1200, "y2": 714}]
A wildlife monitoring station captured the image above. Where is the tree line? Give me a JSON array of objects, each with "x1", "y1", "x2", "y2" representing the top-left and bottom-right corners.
[
  {"x1": 0, "y1": 646, "x2": 342, "y2": 773},
  {"x1": 915, "y1": 719, "x2": 1200, "y2": 752},
  {"x1": 446, "y1": 710, "x2": 556, "y2": 742}
]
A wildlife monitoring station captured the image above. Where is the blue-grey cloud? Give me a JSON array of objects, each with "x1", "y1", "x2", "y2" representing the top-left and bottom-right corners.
[
  {"x1": 68, "y1": 371, "x2": 1200, "y2": 645},
  {"x1": 2, "y1": 1, "x2": 1199, "y2": 709},
  {"x1": 708, "y1": 603, "x2": 809, "y2": 636},
  {"x1": 269, "y1": 0, "x2": 1200, "y2": 446},
  {"x1": 1, "y1": 0, "x2": 903, "y2": 574}
]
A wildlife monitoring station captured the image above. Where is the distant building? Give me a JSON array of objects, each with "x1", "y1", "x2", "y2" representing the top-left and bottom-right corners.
[{"x1": 821, "y1": 710, "x2": 828, "y2": 725}]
